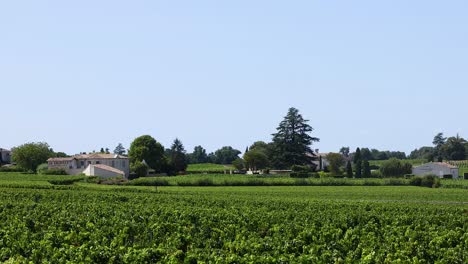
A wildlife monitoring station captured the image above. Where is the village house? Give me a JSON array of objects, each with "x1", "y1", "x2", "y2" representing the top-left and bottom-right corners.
[
  {"x1": 48, "y1": 153, "x2": 129, "y2": 178},
  {"x1": 412, "y1": 162, "x2": 459, "y2": 179},
  {"x1": 0, "y1": 148, "x2": 12, "y2": 164}
]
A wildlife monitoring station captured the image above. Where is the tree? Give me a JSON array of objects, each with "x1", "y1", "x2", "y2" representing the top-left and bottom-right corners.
[
  {"x1": 114, "y1": 143, "x2": 126, "y2": 155},
  {"x1": 11, "y1": 142, "x2": 52, "y2": 172},
  {"x1": 271, "y1": 107, "x2": 319, "y2": 169},
  {"x1": 353, "y1": 148, "x2": 362, "y2": 164},
  {"x1": 169, "y1": 138, "x2": 188, "y2": 173},
  {"x1": 441, "y1": 135, "x2": 466, "y2": 161},
  {"x1": 213, "y1": 146, "x2": 241, "y2": 164},
  {"x1": 100, "y1": 148, "x2": 105, "y2": 153},
  {"x1": 355, "y1": 161, "x2": 362, "y2": 178},
  {"x1": 353, "y1": 148, "x2": 362, "y2": 178},
  {"x1": 433, "y1": 132, "x2": 447, "y2": 161},
  {"x1": 131, "y1": 161, "x2": 148, "y2": 178},
  {"x1": 339, "y1": 147, "x2": 350, "y2": 158},
  {"x1": 243, "y1": 149, "x2": 269, "y2": 171},
  {"x1": 232, "y1": 158, "x2": 245, "y2": 170},
  {"x1": 360, "y1": 148, "x2": 373, "y2": 161},
  {"x1": 128, "y1": 135, "x2": 166, "y2": 172},
  {"x1": 326, "y1": 153, "x2": 345, "y2": 176},
  {"x1": 346, "y1": 161, "x2": 353, "y2": 178},
  {"x1": 362, "y1": 160, "x2": 371, "y2": 178},
  {"x1": 188, "y1": 146, "x2": 208, "y2": 164},
  {"x1": 379, "y1": 158, "x2": 412, "y2": 177},
  {"x1": 409, "y1": 146, "x2": 434, "y2": 161}
]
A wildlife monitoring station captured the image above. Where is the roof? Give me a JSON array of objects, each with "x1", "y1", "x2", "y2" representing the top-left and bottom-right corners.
[
  {"x1": 92, "y1": 164, "x2": 125, "y2": 175},
  {"x1": 416, "y1": 162, "x2": 458, "y2": 169},
  {"x1": 47, "y1": 157, "x2": 74, "y2": 162},
  {"x1": 0, "y1": 148, "x2": 11, "y2": 152},
  {"x1": 48, "y1": 153, "x2": 128, "y2": 161},
  {"x1": 75, "y1": 153, "x2": 128, "y2": 159}
]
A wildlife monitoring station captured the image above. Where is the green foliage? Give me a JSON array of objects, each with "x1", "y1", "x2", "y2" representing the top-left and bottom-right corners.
[
  {"x1": 36, "y1": 163, "x2": 48, "y2": 174},
  {"x1": 441, "y1": 135, "x2": 466, "y2": 160},
  {"x1": 326, "y1": 153, "x2": 345, "y2": 176},
  {"x1": 232, "y1": 158, "x2": 245, "y2": 171},
  {"x1": 243, "y1": 149, "x2": 269, "y2": 171},
  {"x1": 212, "y1": 146, "x2": 241, "y2": 164},
  {"x1": 355, "y1": 161, "x2": 362, "y2": 178},
  {"x1": 113, "y1": 143, "x2": 126, "y2": 155},
  {"x1": 362, "y1": 160, "x2": 371, "y2": 178},
  {"x1": 48, "y1": 177, "x2": 85, "y2": 185},
  {"x1": 130, "y1": 161, "x2": 149, "y2": 178},
  {"x1": 188, "y1": 146, "x2": 208, "y2": 164},
  {"x1": 379, "y1": 158, "x2": 413, "y2": 177},
  {"x1": 187, "y1": 163, "x2": 234, "y2": 174},
  {"x1": 409, "y1": 175, "x2": 441, "y2": 188},
  {"x1": 168, "y1": 138, "x2": 188, "y2": 173},
  {"x1": 11, "y1": 142, "x2": 52, "y2": 172},
  {"x1": 128, "y1": 135, "x2": 166, "y2": 172},
  {"x1": 346, "y1": 161, "x2": 353, "y2": 178},
  {"x1": 40, "y1": 169, "x2": 68, "y2": 175},
  {"x1": 271, "y1": 107, "x2": 319, "y2": 169},
  {"x1": 291, "y1": 165, "x2": 311, "y2": 172}
]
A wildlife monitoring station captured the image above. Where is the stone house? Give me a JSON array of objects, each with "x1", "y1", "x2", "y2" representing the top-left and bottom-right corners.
[
  {"x1": 412, "y1": 162, "x2": 459, "y2": 179},
  {"x1": 48, "y1": 153, "x2": 129, "y2": 178},
  {"x1": 0, "y1": 148, "x2": 11, "y2": 164}
]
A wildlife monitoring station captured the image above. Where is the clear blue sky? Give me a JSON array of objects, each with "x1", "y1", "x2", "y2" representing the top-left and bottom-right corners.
[{"x1": 1, "y1": 0, "x2": 467, "y2": 155}]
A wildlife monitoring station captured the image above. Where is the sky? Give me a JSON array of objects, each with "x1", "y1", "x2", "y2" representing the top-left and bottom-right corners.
[{"x1": 1, "y1": 0, "x2": 467, "y2": 156}]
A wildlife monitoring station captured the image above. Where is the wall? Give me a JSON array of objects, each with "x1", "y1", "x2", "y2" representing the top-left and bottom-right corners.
[{"x1": 412, "y1": 163, "x2": 459, "y2": 179}]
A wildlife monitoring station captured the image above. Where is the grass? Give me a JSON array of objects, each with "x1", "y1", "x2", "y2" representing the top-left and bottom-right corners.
[
  {"x1": 186, "y1": 163, "x2": 235, "y2": 173},
  {"x1": 369, "y1": 159, "x2": 427, "y2": 167}
]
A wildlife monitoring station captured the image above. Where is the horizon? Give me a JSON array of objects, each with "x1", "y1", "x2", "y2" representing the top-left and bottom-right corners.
[{"x1": 2, "y1": 1, "x2": 467, "y2": 155}]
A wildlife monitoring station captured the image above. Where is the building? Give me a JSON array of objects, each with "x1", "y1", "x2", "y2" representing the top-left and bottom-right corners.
[
  {"x1": 83, "y1": 164, "x2": 125, "y2": 178},
  {"x1": 412, "y1": 162, "x2": 459, "y2": 179},
  {"x1": 0, "y1": 148, "x2": 11, "y2": 164},
  {"x1": 48, "y1": 153, "x2": 129, "y2": 178}
]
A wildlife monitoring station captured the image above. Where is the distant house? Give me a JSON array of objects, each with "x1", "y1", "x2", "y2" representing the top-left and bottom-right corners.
[
  {"x1": 412, "y1": 162, "x2": 459, "y2": 179},
  {"x1": 48, "y1": 153, "x2": 129, "y2": 178},
  {"x1": 83, "y1": 164, "x2": 126, "y2": 178},
  {"x1": 0, "y1": 148, "x2": 12, "y2": 164}
]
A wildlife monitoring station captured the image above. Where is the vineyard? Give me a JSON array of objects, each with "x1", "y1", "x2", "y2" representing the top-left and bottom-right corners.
[
  {"x1": 186, "y1": 163, "x2": 235, "y2": 174},
  {"x1": 0, "y1": 176, "x2": 466, "y2": 263},
  {"x1": 447, "y1": 160, "x2": 468, "y2": 177}
]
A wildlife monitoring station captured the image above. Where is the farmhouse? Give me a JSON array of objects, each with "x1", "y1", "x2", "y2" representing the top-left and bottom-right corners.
[
  {"x1": 0, "y1": 148, "x2": 11, "y2": 164},
  {"x1": 412, "y1": 162, "x2": 459, "y2": 179},
  {"x1": 48, "y1": 153, "x2": 129, "y2": 178}
]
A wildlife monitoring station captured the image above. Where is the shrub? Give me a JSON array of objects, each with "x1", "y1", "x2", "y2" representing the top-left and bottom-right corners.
[
  {"x1": 290, "y1": 172, "x2": 310, "y2": 178},
  {"x1": 131, "y1": 161, "x2": 149, "y2": 178},
  {"x1": 371, "y1": 170, "x2": 382, "y2": 178},
  {"x1": 41, "y1": 169, "x2": 68, "y2": 175},
  {"x1": 130, "y1": 177, "x2": 169, "y2": 186},
  {"x1": 0, "y1": 166, "x2": 25, "y2": 172},
  {"x1": 410, "y1": 175, "x2": 441, "y2": 188},
  {"x1": 379, "y1": 158, "x2": 413, "y2": 177},
  {"x1": 291, "y1": 165, "x2": 311, "y2": 173},
  {"x1": 36, "y1": 163, "x2": 48, "y2": 174},
  {"x1": 48, "y1": 177, "x2": 84, "y2": 185}
]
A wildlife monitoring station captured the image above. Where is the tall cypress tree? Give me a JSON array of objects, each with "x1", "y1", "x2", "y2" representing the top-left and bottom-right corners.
[
  {"x1": 362, "y1": 160, "x2": 371, "y2": 178},
  {"x1": 271, "y1": 108, "x2": 319, "y2": 169},
  {"x1": 346, "y1": 160, "x2": 353, "y2": 178},
  {"x1": 355, "y1": 161, "x2": 362, "y2": 178},
  {"x1": 353, "y1": 148, "x2": 362, "y2": 178}
]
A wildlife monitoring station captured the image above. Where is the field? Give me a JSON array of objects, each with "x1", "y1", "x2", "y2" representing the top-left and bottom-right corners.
[
  {"x1": 369, "y1": 159, "x2": 427, "y2": 167},
  {"x1": 186, "y1": 163, "x2": 235, "y2": 173},
  {"x1": 0, "y1": 173, "x2": 467, "y2": 263}
]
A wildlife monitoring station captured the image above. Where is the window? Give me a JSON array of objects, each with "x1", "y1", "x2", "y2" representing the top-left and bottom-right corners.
[
  {"x1": 96, "y1": 161, "x2": 100, "y2": 164},
  {"x1": 112, "y1": 160, "x2": 115, "y2": 167}
]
